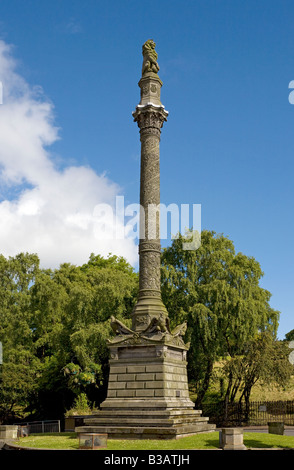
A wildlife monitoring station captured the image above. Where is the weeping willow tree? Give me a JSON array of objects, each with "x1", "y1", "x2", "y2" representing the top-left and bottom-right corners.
[{"x1": 161, "y1": 230, "x2": 279, "y2": 406}]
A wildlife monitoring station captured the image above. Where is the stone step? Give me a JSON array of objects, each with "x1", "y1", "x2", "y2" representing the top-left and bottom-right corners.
[
  {"x1": 75, "y1": 422, "x2": 216, "y2": 440},
  {"x1": 87, "y1": 410, "x2": 203, "y2": 422},
  {"x1": 90, "y1": 408, "x2": 203, "y2": 417},
  {"x1": 100, "y1": 398, "x2": 196, "y2": 409},
  {"x1": 84, "y1": 416, "x2": 209, "y2": 427}
]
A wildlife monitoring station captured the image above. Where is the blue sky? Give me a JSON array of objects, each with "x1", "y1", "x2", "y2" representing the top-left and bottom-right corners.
[{"x1": 0, "y1": 0, "x2": 293, "y2": 340}]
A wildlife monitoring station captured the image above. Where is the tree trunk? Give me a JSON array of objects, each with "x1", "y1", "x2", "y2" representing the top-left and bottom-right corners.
[{"x1": 195, "y1": 358, "x2": 213, "y2": 408}]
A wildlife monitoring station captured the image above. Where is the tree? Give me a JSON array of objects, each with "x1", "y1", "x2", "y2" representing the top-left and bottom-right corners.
[
  {"x1": 0, "y1": 252, "x2": 40, "y2": 349},
  {"x1": 0, "y1": 252, "x2": 138, "y2": 421},
  {"x1": 0, "y1": 350, "x2": 41, "y2": 423},
  {"x1": 161, "y1": 230, "x2": 279, "y2": 406},
  {"x1": 222, "y1": 332, "x2": 293, "y2": 421},
  {"x1": 285, "y1": 329, "x2": 294, "y2": 342},
  {"x1": 0, "y1": 253, "x2": 41, "y2": 422},
  {"x1": 29, "y1": 253, "x2": 138, "y2": 417}
]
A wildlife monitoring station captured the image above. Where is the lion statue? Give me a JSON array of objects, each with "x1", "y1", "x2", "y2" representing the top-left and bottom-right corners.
[{"x1": 142, "y1": 39, "x2": 160, "y2": 75}]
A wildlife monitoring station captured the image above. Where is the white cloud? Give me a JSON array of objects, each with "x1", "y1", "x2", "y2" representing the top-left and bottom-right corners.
[{"x1": 0, "y1": 40, "x2": 138, "y2": 269}]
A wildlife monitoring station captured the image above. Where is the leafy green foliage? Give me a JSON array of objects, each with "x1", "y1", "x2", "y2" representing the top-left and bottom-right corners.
[
  {"x1": 0, "y1": 252, "x2": 138, "y2": 421},
  {"x1": 65, "y1": 393, "x2": 93, "y2": 416},
  {"x1": 0, "y1": 231, "x2": 285, "y2": 421},
  {"x1": 285, "y1": 329, "x2": 294, "y2": 342},
  {"x1": 161, "y1": 230, "x2": 280, "y2": 405},
  {"x1": 223, "y1": 332, "x2": 293, "y2": 403}
]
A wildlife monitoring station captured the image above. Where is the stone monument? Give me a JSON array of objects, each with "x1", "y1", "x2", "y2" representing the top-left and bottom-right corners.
[{"x1": 75, "y1": 40, "x2": 215, "y2": 439}]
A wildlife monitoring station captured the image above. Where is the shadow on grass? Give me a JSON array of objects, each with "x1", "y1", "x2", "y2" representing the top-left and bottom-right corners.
[
  {"x1": 244, "y1": 438, "x2": 273, "y2": 449},
  {"x1": 201, "y1": 437, "x2": 220, "y2": 449},
  {"x1": 244, "y1": 433, "x2": 294, "y2": 450}
]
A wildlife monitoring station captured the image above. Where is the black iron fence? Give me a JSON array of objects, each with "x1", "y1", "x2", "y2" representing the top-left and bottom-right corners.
[{"x1": 202, "y1": 400, "x2": 294, "y2": 427}]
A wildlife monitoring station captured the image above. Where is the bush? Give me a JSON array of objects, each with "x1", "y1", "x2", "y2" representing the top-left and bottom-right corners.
[{"x1": 65, "y1": 393, "x2": 92, "y2": 416}]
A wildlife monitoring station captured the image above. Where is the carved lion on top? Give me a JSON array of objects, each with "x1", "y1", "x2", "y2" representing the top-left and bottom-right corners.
[{"x1": 142, "y1": 39, "x2": 160, "y2": 75}]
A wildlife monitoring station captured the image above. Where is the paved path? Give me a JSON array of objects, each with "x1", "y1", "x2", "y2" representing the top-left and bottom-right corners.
[{"x1": 243, "y1": 426, "x2": 294, "y2": 436}]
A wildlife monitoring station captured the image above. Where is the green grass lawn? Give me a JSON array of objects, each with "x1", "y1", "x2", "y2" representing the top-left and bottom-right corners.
[{"x1": 16, "y1": 431, "x2": 294, "y2": 450}]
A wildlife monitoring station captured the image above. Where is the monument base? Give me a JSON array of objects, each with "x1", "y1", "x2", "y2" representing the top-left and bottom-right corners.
[
  {"x1": 76, "y1": 339, "x2": 215, "y2": 439},
  {"x1": 75, "y1": 409, "x2": 214, "y2": 440}
]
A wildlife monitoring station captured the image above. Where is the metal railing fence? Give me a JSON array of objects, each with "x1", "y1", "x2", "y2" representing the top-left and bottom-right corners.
[
  {"x1": 202, "y1": 400, "x2": 294, "y2": 427},
  {"x1": 15, "y1": 420, "x2": 60, "y2": 436}
]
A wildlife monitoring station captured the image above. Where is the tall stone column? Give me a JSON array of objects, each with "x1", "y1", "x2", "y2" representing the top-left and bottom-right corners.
[
  {"x1": 131, "y1": 49, "x2": 169, "y2": 332},
  {"x1": 75, "y1": 40, "x2": 215, "y2": 439}
]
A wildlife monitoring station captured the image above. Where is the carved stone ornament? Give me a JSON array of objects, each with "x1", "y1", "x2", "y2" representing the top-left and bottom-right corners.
[
  {"x1": 110, "y1": 316, "x2": 135, "y2": 336},
  {"x1": 139, "y1": 241, "x2": 161, "y2": 253},
  {"x1": 142, "y1": 313, "x2": 171, "y2": 334},
  {"x1": 171, "y1": 322, "x2": 187, "y2": 337},
  {"x1": 108, "y1": 313, "x2": 189, "y2": 349},
  {"x1": 142, "y1": 39, "x2": 160, "y2": 76},
  {"x1": 135, "y1": 109, "x2": 167, "y2": 132},
  {"x1": 135, "y1": 314, "x2": 150, "y2": 326},
  {"x1": 110, "y1": 350, "x2": 118, "y2": 360}
]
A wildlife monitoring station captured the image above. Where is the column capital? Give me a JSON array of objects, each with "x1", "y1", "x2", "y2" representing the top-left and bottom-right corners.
[{"x1": 133, "y1": 104, "x2": 168, "y2": 133}]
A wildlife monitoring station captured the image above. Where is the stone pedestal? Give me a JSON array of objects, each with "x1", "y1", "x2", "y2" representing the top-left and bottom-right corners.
[
  {"x1": 0, "y1": 425, "x2": 18, "y2": 440},
  {"x1": 268, "y1": 421, "x2": 284, "y2": 435},
  {"x1": 76, "y1": 339, "x2": 215, "y2": 439},
  {"x1": 219, "y1": 428, "x2": 247, "y2": 450}
]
